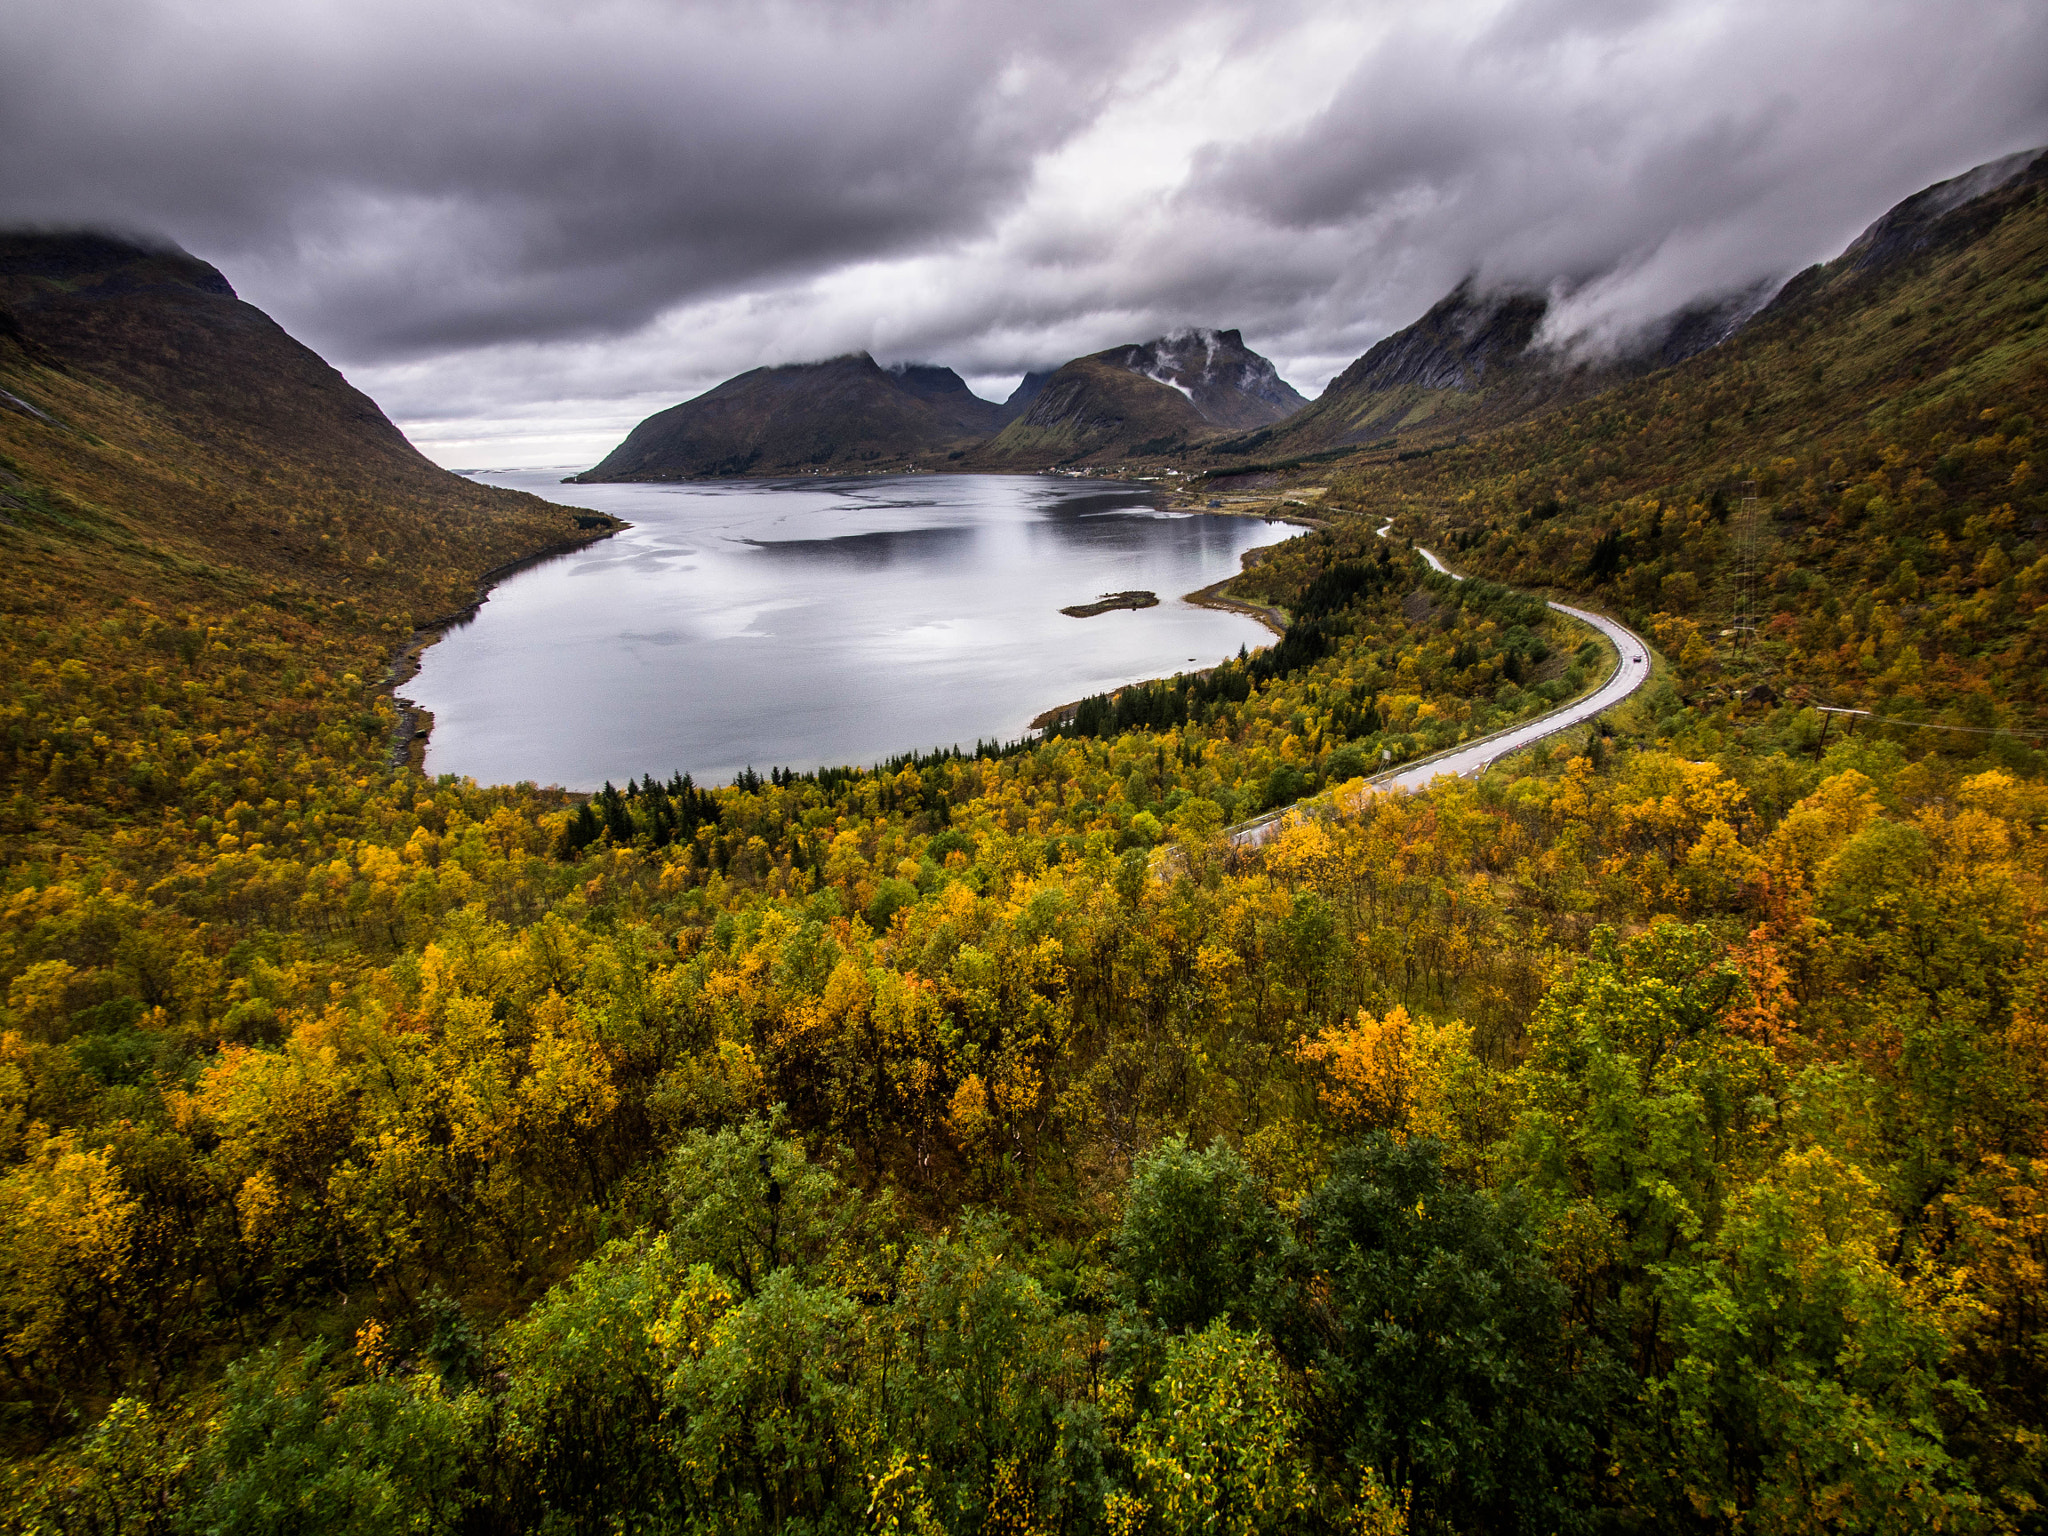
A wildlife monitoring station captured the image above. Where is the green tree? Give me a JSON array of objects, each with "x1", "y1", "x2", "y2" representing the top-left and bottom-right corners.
[
  {"x1": 1117, "y1": 1137, "x2": 1294, "y2": 1336},
  {"x1": 1121, "y1": 1321, "x2": 1315, "y2": 1536},
  {"x1": 492, "y1": 1236, "x2": 690, "y2": 1532},
  {"x1": 665, "y1": 1268, "x2": 859, "y2": 1534},
  {"x1": 188, "y1": 1347, "x2": 470, "y2": 1536},
  {"x1": 1299, "y1": 1134, "x2": 1602, "y2": 1534},
  {"x1": 1652, "y1": 1147, "x2": 1996, "y2": 1533},
  {"x1": 665, "y1": 1112, "x2": 853, "y2": 1297}
]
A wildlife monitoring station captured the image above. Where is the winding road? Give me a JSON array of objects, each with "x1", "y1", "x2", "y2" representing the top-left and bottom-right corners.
[{"x1": 1227, "y1": 531, "x2": 1651, "y2": 849}]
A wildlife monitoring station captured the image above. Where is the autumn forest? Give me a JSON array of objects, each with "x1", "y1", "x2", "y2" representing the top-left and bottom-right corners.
[{"x1": 0, "y1": 151, "x2": 2046, "y2": 1536}]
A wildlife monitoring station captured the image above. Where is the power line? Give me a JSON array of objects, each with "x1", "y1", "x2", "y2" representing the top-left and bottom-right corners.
[{"x1": 1812, "y1": 704, "x2": 2046, "y2": 739}]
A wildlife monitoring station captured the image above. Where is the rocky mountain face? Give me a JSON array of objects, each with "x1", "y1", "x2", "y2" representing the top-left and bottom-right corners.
[
  {"x1": 1091, "y1": 329, "x2": 1308, "y2": 430},
  {"x1": 577, "y1": 352, "x2": 1002, "y2": 480},
  {"x1": 1207, "y1": 279, "x2": 1767, "y2": 466},
  {"x1": 1764, "y1": 144, "x2": 2048, "y2": 316},
  {"x1": 1331, "y1": 285, "x2": 1550, "y2": 397},
  {"x1": 996, "y1": 369, "x2": 1055, "y2": 426},
  {"x1": 1206, "y1": 145, "x2": 2048, "y2": 471},
  {"x1": 973, "y1": 329, "x2": 1306, "y2": 466},
  {"x1": 1841, "y1": 145, "x2": 2048, "y2": 275}
]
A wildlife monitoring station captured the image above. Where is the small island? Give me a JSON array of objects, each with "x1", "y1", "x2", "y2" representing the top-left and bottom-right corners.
[{"x1": 1061, "y1": 589, "x2": 1159, "y2": 618}]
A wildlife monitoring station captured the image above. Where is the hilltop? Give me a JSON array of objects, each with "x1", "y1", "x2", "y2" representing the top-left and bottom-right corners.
[{"x1": 577, "y1": 352, "x2": 1007, "y2": 480}]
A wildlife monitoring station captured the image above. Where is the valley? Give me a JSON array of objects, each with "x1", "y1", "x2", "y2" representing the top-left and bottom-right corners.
[{"x1": 1, "y1": 143, "x2": 2045, "y2": 1536}]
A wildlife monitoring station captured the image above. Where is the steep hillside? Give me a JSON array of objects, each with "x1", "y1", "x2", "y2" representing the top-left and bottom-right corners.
[
  {"x1": 881, "y1": 362, "x2": 1005, "y2": 435},
  {"x1": 973, "y1": 355, "x2": 1206, "y2": 465},
  {"x1": 0, "y1": 232, "x2": 604, "y2": 620},
  {"x1": 994, "y1": 367, "x2": 1055, "y2": 425},
  {"x1": 1284, "y1": 144, "x2": 2048, "y2": 737},
  {"x1": 1206, "y1": 279, "x2": 1759, "y2": 468},
  {"x1": 0, "y1": 230, "x2": 611, "y2": 851},
  {"x1": 577, "y1": 352, "x2": 1001, "y2": 479},
  {"x1": 1207, "y1": 149, "x2": 2048, "y2": 478},
  {"x1": 976, "y1": 327, "x2": 1304, "y2": 465}
]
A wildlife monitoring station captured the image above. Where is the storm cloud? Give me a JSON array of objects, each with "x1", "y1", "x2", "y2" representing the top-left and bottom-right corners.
[{"x1": 3, "y1": 0, "x2": 2044, "y2": 465}]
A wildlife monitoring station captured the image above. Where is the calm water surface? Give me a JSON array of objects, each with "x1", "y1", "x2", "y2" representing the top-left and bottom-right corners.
[{"x1": 408, "y1": 472, "x2": 1294, "y2": 788}]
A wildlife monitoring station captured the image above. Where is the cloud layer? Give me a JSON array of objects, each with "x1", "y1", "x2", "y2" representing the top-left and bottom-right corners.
[{"x1": 4, "y1": 0, "x2": 2045, "y2": 465}]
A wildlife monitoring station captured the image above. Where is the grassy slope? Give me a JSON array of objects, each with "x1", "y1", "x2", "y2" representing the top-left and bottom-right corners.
[
  {"x1": 0, "y1": 239, "x2": 612, "y2": 860},
  {"x1": 0, "y1": 239, "x2": 601, "y2": 621},
  {"x1": 972, "y1": 356, "x2": 1214, "y2": 466}
]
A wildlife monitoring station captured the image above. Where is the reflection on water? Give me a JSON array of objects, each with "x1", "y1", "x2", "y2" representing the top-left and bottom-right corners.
[
  {"x1": 742, "y1": 523, "x2": 979, "y2": 567},
  {"x1": 408, "y1": 471, "x2": 1295, "y2": 789}
]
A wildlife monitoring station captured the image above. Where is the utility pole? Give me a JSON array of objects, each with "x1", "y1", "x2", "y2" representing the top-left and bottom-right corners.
[
  {"x1": 1814, "y1": 705, "x2": 1868, "y2": 759},
  {"x1": 1730, "y1": 479, "x2": 1762, "y2": 648}
]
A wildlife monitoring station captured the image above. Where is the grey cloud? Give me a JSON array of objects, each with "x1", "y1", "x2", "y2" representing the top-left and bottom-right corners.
[
  {"x1": 1189, "y1": 0, "x2": 2048, "y2": 346},
  {"x1": 0, "y1": 0, "x2": 1196, "y2": 359},
  {"x1": 7, "y1": 0, "x2": 2045, "y2": 466}
]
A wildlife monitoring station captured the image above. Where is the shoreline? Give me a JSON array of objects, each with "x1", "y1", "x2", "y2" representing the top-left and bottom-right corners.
[
  {"x1": 572, "y1": 462, "x2": 1332, "y2": 530},
  {"x1": 386, "y1": 470, "x2": 1310, "y2": 786},
  {"x1": 383, "y1": 520, "x2": 628, "y2": 772},
  {"x1": 1029, "y1": 539, "x2": 1297, "y2": 731},
  {"x1": 1183, "y1": 574, "x2": 1287, "y2": 637}
]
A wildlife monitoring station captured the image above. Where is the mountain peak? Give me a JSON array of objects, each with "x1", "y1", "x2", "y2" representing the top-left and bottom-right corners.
[
  {"x1": 0, "y1": 229, "x2": 237, "y2": 302},
  {"x1": 1842, "y1": 145, "x2": 2048, "y2": 275},
  {"x1": 579, "y1": 352, "x2": 1003, "y2": 479},
  {"x1": 1092, "y1": 328, "x2": 1307, "y2": 430},
  {"x1": 885, "y1": 361, "x2": 978, "y2": 402},
  {"x1": 969, "y1": 328, "x2": 1303, "y2": 466}
]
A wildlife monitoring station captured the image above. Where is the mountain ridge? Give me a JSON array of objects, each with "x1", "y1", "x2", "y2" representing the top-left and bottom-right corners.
[
  {"x1": 0, "y1": 229, "x2": 603, "y2": 617},
  {"x1": 1205, "y1": 143, "x2": 2048, "y2": 472},
  {"x1": 581, "y1": 328, "x2": 1309, "y2": 478},
  {"x1": 577, "y1": 350, "x2": 1004, "y2": 480}
]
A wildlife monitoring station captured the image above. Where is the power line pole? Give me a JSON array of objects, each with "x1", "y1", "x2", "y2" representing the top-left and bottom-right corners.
[{"x1": 1730, "y1": 479, "x2": 1762, "y2": 648}]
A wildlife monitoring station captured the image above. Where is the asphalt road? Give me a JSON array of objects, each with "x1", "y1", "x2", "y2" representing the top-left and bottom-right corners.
[{"x1": 1228, "y1": 540, "x2": 1651, "y2": 849}]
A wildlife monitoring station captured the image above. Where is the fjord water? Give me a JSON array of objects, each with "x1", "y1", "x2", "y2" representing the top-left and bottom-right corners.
[{"x1": 407, "y1": 472, "x2": 1293, "y2": 789}]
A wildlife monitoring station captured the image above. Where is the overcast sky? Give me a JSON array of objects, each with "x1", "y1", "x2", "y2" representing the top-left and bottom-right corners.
[{"x1": 5, "y1": 0, "x2": 2046, "y2": 469}]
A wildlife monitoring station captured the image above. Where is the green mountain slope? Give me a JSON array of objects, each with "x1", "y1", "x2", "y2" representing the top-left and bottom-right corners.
[
  {"x1": 0, "y1": 232, "x2": 603, "y2": 620},
  {"x1": 577, "y1": 352, "x2": 1001, "y2": 480},
  {"x1": 1266, "y1": 145, "x2": 2048, "y2": 745}
]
